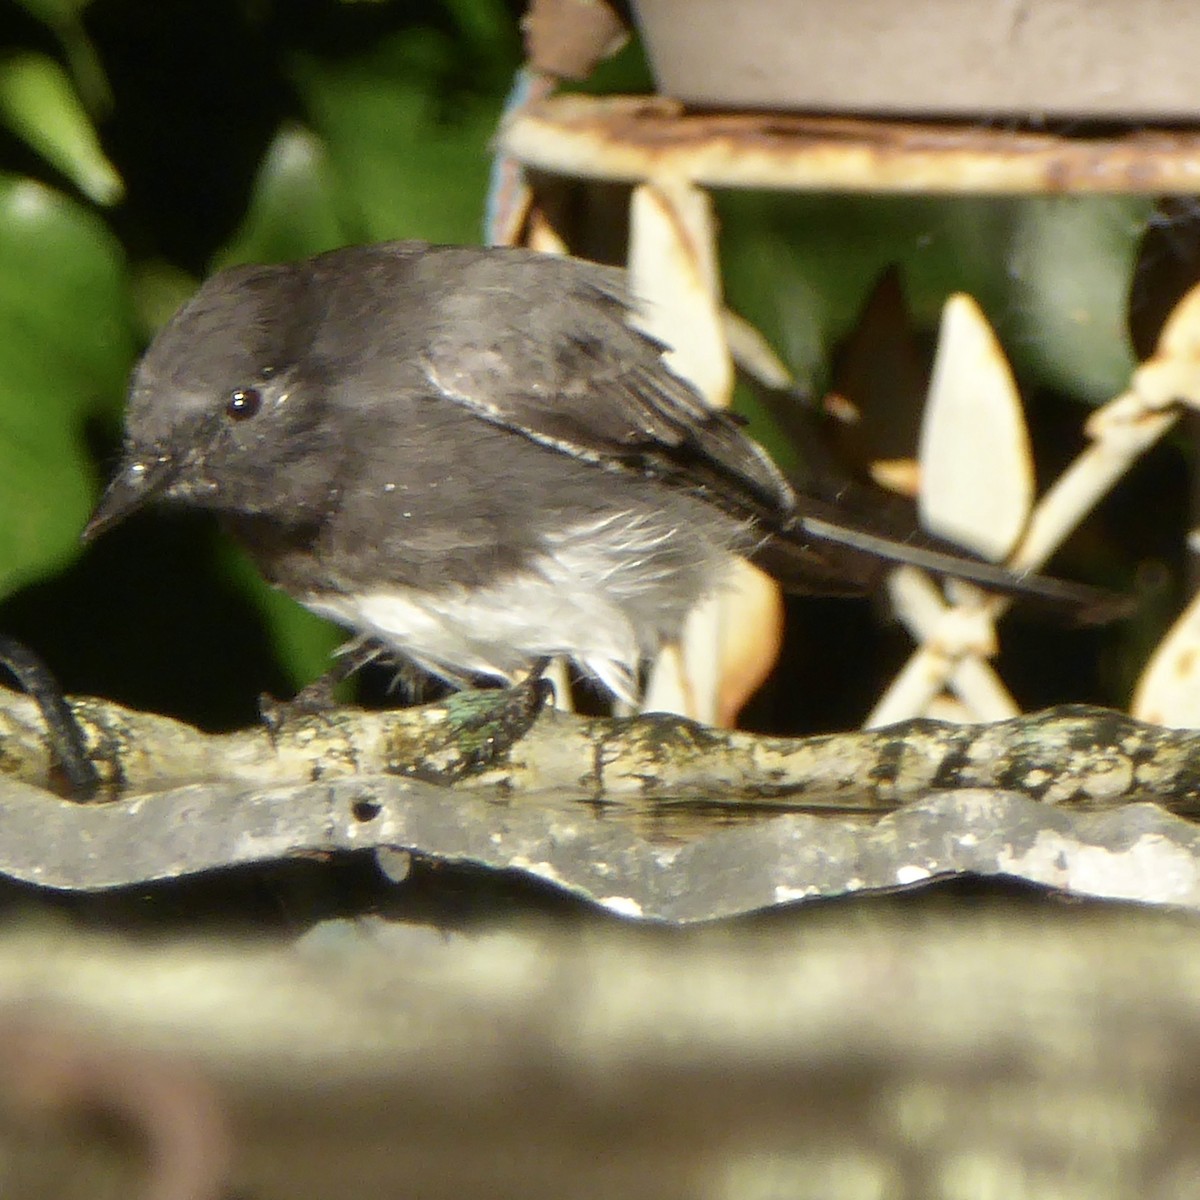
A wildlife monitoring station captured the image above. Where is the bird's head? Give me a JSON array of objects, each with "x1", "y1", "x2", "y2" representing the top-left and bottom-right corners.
[{"x1": 83, "y1": 262, "x2": 343, "y2": 542}]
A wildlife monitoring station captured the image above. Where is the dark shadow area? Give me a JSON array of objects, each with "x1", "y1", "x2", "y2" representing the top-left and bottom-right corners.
[
  {"x1": 0, "y1": 509, "x2": 289, "y2": 732},
  {"x1": 0, "y1": 851, "x2": 613, "y2": 939},
  {"x1": 0, "y1": 851, "x2": 1140, "y2": 942}
]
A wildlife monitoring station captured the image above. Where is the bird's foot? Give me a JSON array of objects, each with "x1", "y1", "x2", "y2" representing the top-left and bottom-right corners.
[
  {"x1": 258, "y1": 638, "x2": 388, "y2": 737},
  {"x1": 400, "y1": 661, "x2": 556, "y2": 784},
  {"x1": 258, "y1": 673, "x2": 342, "y2": 738}
]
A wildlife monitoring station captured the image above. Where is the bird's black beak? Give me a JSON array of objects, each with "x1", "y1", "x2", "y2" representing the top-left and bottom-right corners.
[{"x1": 82, "y1": 453, "x2": 178, "y2": 543}]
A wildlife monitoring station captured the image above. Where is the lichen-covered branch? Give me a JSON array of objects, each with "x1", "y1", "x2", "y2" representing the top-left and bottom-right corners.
[
  {"x1": 2, "y1": 685, "x2": 1199, "y2": 814},
  {"x1": 3, "y1": 684, "x2": 1200, "y2": 916}
]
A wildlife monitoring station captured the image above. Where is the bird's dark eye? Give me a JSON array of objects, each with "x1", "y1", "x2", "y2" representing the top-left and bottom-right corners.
[{"x1": 226, "y1": 388, "x2": 262, "y2": 421}]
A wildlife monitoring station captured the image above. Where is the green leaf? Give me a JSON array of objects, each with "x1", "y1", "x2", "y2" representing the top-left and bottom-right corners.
[
  {"x1": 1003, "y1": 196, "x2": 1152, "y2": 403},
  {"x1": 0, "y1": 176, "x2": 135, "y2": 598},
  {"x1": 440, "y1": 0, "x2": 519, "y2": 63},
  {"x1": 213, "y1": 124, "x2": 350, "y2": 269},
  {"x1": 11, "y1": 0, "x2": 112, "y2": 114},
  {"x1": 291, "y1": 28, "x2": 513, "y2": 244},
  {"x1": 719, "y1": 193, "x2": 1150, "y2": 406},
  {"x1": 720, "y1": 193, "x2": 953, "y2": 394},
  {"x1": 12, "y1": 0, "x2": 96, "y2": 23},
  {"x1": 0, "y1": 53, "x2": 122, "y2": 204},
  {"x1": 129, "y1": 259, "x2": 198, "y2": 341}
]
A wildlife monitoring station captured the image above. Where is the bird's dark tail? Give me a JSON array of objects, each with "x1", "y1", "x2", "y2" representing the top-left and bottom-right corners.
[{"x1": 751, "y1": 505, "x2": 1132, "y2": 625}]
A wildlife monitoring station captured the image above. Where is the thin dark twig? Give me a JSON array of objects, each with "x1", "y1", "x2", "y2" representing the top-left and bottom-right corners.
[{"x1": 0, "y1": 636, "x2": 99, "y2": 800}]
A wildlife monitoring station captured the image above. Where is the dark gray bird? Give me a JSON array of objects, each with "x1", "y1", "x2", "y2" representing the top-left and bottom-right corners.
[{"x1": 83, "y1": 241, "x2": 1118, "y2": 702}]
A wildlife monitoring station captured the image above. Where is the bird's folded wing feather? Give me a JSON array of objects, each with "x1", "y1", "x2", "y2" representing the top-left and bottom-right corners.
[
  {"x1": 406, "y1": 248, "x2": 1127, "y2": 619},
  {"x1": 418, "y1": 254, "x2": 796, "y2": 517}
]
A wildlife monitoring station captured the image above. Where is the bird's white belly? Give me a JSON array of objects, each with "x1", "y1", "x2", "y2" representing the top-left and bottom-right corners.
[
  {"x1": 305, "y1": 573, "x2": 637, "y2": 699},
  {"x1": 303, "y1": 509, "x2": 732, "y2": 702}
]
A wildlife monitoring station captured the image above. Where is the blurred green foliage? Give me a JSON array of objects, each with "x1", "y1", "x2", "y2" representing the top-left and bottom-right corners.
[
  {"x1": 0, "y1": 0, "x2": 524, "y2": 719},
  {"x1": 720, "y1": 191, "x2": 1153, "y2": 404},
  {"x1": 0, "y1": 0, "x2": 1176, "y2": 727},
  {"x1": 0, "y1": 174, "x2": 130, "y2": 596}
]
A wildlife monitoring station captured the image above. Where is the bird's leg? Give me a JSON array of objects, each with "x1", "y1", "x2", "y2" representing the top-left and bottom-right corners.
[
  {"x1": 518, "y1": 656, "x2": 556, "y2": 705},
  {"x1": 0, "y1": 636, "x2": 99, "y2": 801},
  {"x1": 258, "y1": 637, "x2": 388, "y2": 734}
]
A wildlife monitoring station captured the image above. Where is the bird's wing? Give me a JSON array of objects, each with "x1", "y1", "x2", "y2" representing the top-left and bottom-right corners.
[
  {"x1": 416, "y1": 250, "x2": 796, "y2": 518},
  {"x1": 395, "y1": 246, "x2": 1128, "y2": 617}
]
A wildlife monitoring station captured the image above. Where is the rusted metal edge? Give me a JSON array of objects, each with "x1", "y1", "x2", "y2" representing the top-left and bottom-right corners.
[{"x1": 500, "y1": 94, "x2": 1200, "y2": 194}]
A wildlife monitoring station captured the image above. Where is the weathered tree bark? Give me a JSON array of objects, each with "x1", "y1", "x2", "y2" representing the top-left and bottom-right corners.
[{"x1": 1, "y1": 684, "x2": 1198, "y2": 812}]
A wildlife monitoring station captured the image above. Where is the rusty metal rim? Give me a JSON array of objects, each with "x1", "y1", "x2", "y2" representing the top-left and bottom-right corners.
[{"x1": 500, "y1": 94, "x2": 1200, "y2": 195}]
